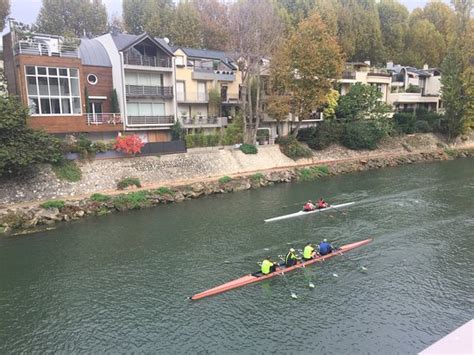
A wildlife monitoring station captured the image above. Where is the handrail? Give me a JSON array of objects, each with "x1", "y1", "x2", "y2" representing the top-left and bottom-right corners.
[
  {"x1": 125, "y1": 85, "x2": 173, "y2": 98},
  {"x1": 86, "y1": 113, "x2": 122, "y2": 125},
  {"x1": 127, "y1": 115, "x2": 175, "y2": 126}
]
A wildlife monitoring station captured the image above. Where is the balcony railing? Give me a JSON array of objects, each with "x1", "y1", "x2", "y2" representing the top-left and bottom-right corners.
[
  {"x1": 124, "y1": 54, "x2": 172, "y2": 68},
  {"x1": 125, "y1": 85, "x2": 173, "y2": 98},
  {"x1": 341, "y1": 71, "x2": 356, "y2": 80},
  {"x1": 86, "y1": 113, "x2": 122, "y2": 125},
  {"x1": 176, "y1": 92, "x2": 209, "y2": 103},
  {"x1": 180, "y1": 116, "x2": 228, "y2": 127},
  {"x1": 192, "y1": 67, "x2": 236, "y2": 81},
  {"x1": 15, "y1": 40, "x2": 79, "y2": 58},
  {"x1": 127, "y1": 115, "x2": 175, "y2": 126}
]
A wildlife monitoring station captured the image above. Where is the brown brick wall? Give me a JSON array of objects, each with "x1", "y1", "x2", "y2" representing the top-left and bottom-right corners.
[
  {"x1": 27, "y1": 115, "x2": 122, "y2": 134},
  {"x1": 82, "y1": 65, "x2": 114, "y2": 113}
]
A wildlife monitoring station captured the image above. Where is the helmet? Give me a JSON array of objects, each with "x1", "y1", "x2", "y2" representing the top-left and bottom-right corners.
[
  {"x1": 307, "y1": 241, "x2": 312, "y2": 245},
  {"x1": 323, "y1": 239, "x2": 328, "y2": 243},
  {"x1": 290, "y1": 248, "x2": 295, "y2": 252}
]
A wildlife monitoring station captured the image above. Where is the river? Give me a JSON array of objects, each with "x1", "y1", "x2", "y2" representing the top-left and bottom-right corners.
[{"x1": 1, "y1": 158, "x2": 473, "y2": 353}]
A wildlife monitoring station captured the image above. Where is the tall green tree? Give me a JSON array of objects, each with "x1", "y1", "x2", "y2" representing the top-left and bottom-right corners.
[
  {"x1": 441, "y1": 0, "x2": 473, "y2": 141},
  {"x1": 192, "y1": 0, "x2": 231, "y2": 50},
  {"x1": 336, "y1": 83, "x2": 390, "y2": 120},
  {"x1": 36, "y1": 0, "x2": 108, "y2": 37},
  {"x1": 377, "y1": 0, "x2": 409, "y2": 63},
  {"x1": 168, "y1": 1, "x2": 201, "y2": 47},
  {"x1": 0, "y1": 0, "x2": 10, "y2": 31},
  {"x1": 122, "y1": 0, "x2": 173, "y2": 37},
  {"x1": 270, "y1": 12, "x2": 344, "y2": 135},
  {"x1": 419, "y1": 1, "x2": 455, "y2": 42},
  {"x1": 403, "y1": 19, "x2": 445, "y2": 67}
]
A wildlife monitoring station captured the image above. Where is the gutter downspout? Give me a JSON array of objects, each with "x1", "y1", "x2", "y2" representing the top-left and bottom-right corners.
[{"x1": 119, "y1": 51, "x2": 127, "y2": 132}]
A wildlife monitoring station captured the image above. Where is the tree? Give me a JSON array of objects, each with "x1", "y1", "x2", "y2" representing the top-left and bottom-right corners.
[
  {"x1": 403, "y1": 19, "x2": 445, "y2": 67},
  {"x1": 0, "y1": 96, "x2": 63, "y2": 176},
  {"x1": 230, "y1": 0, "x2": 286, "y2": 143},
  {"x1": 441, "y1": 0, "x2": 473, "y2": 141},
  {"x1": 419, "y1": 1, "x2": 455, "y2": 42},
  {"x1": 122, "y1": 0, "x2": 174, "y2": 37},
  {"x1": 336, "y1": 83, "x2": 390, "y2": 121},
  {"x1": 193, "y1": 0, "x2": 231, "y2": 50},
  {"x1": 0, "y1": 0, "x2": 10, "y2": 31},
  {"x1": 322, "y1": 89, "x2": 340, "y2": 120},
  {"x1": 36, "y1": 0, "x2": 108, "y2": 37},
  {"x1": 270, "y1": 12, "x2": 344, "y2": 135},
  {"x1": 377, "y1": 0, "x2": 409, "y2": 63},
  {"x1": 168, "y1": 1, "x2": 201, "y2": 47}
]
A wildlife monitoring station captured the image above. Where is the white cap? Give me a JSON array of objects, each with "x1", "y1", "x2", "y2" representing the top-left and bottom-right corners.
[{"x1": 323, "y1": 239, "x2": 327, "y2": 243}]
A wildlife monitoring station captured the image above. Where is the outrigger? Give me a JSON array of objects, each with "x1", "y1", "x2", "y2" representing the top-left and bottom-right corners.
[
  {"x1": 189, "y1": 238, "x2": 371, "y2": 301},
  {"x1": 264, "y1": 201, "x2": 355, "y2": 223}
]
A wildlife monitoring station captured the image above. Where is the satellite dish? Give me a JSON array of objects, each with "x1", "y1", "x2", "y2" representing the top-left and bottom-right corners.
[{"x1": 163, "y1": 37, "x2": 170, "y2": 44}]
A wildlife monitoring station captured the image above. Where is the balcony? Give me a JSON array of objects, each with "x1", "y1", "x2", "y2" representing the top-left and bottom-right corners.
[
  {"x1": 192, "y1": 67, "x2": 235, "y2": 82},
  {"x1": 177, "y1": 92, "x2": 209, "y2": 103},
  {"x1": 341, "y1": 71, "x2": 356, "y2": 80},
  {"x1": 124, "y1": 54, "x2": 172, "y2": 69},
  {"x1": 86, "y1": 113, "x2": 123, "y2": 125},
  {"x1": 15, "y1": 40, "x2": 79, "y2": 58},
  {"x1": 126, "y1": 85, "x2": 173, "y2": 99},
  {"x1": 180, "y1": 116, "x2": 228, "y2": 128},
  {"x1": 127, "y1": 115, "x2": 175, "y2": 127}
]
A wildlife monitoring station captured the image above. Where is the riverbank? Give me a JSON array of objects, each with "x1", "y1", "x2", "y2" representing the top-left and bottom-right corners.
[{"x1": 1, "y1": 133, "x2": 472, "y2": 236}]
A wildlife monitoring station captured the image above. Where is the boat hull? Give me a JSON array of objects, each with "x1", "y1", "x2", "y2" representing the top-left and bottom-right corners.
[
  {"x1": 264, "y1": 202, "x2": 355, "y2": 223},
  {"x1": 190, "y1": 238, "x2": 372, "y2": 300}
]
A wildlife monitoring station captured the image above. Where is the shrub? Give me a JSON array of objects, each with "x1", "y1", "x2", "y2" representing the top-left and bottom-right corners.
[
  {"x1": 185, "y1": 133, "x2": 220, "y2": 148},
  {"x1": 406, "y1": 84, "x2": 421, "y2": 93},
  {"x1": 153, "y1": 187, "x2": 175, "y2": 196},
  {"x1": 222, "y1": 114, "x2": 244, "y2": 145},
  {"x1": 307, "y1": 121, "x2": 344, "y2": 150},
  {"x1": 219, "y1": 176, "x2": 232, "y2": 184},
  {"x1": 444, "y1": 148, "x2": 458, "y2": 158},
  {"x1": 342, "y1": 120, "x2": 387, "y2": 150},
  {"x1": 113, "y1": 191, "x2": 149, "y2": 210},
  {"x1": 250, "y1": 173, "x2": 264, "y2": 182},
  {"x1": 171, "y1": 121, "x2": 185, "y2": 141},
  {"x1": 40, "y1": 200, "x2": 65, "y2": 209},
  {"x1": 115, "y1": 135, "x2": 144, "y2": 155},
  {"x1": 393, "y1": 112, "x2": 416, "y2": 134},
  {"x1": 414, "y1": 120, "x2": 432, "y2": 133},
  {"x1": 52, "y1": 160, "x2": 82, "y2": 182},
  {"x1": 90, "y1": 193, "x2": 111, "y2": 202},
  {"x1": 117, "y1": 177, "x2": 142, "y2": 190},
  {"x1": 297, "y1": 165, "x2": 330, "y2": 181},
  {"x1": 296, "y1": 127, "x2": 317, "y2": 142},
  {"x1": 277, "y1": 135, "x2": 313, "y2": 160},
  {"x1": 240, "y1": 143, "x2": 258, "y2": 154}
]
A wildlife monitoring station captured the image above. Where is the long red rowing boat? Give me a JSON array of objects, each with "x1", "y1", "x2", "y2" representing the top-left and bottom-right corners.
[{"x1": 190, "y1": 238, "x2": 372, "y2": 300}]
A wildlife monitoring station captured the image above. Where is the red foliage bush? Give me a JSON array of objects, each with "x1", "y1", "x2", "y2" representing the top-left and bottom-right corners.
[{"x1": 115, "y1": 135, "x2": 144, "y2": 155}]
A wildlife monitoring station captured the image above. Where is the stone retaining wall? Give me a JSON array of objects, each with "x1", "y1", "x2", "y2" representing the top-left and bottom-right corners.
[{"x1": 1, "y1": 147, "x2": 472, "y2": 237}]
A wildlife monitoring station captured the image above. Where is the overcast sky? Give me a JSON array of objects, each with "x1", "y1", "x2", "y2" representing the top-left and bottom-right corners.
[{"x1": 3, "y1": 0, "x2": 451, "y2": 34}]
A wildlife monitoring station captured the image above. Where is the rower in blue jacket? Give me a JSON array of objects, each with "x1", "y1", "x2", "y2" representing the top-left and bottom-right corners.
[{"x1": 318, "y1": 239, "x2": 334, "y2": 256}]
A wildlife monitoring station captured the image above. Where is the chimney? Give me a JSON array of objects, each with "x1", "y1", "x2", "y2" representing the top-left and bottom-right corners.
[
  {"x1": 386, "y1": 61, "x2": 394, "y2": 70},
  {"x1": 364, "y1": 60, "x2": 371, "y2": 66},
  {"x1": 423, "y1": 63, "x2": 429, "y2": 70}
]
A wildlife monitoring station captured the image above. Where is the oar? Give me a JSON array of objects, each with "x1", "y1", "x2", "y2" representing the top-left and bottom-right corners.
[
  {"x1": 279, "y1": 272, "x2": 298, "y2": 299},
  {"x1": 299, "y1": 262, "x2": 315, "y2": 288},
  {"x1": 334, "y1": 249, "x2": 368, "y2": 272}
]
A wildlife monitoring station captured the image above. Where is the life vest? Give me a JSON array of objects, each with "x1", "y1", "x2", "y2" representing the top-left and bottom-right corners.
[
  {"x1": 303, "y1": 245, "x2": 314, "y2": 259},
  {"x1": 318, "y1": 200, "x2": 326, "y2": 208},
  {"x1": 304, "y1": 203, "x2": 313, "y2": 211},
  {"x1": 261, "y1": 259, "x2": 274, "y2": 274},
  {"x1": 285, "y1": 251, "x2": 297, "y2": 266}
]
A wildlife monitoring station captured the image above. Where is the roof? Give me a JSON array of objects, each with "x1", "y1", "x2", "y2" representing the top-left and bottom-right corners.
[
  {"x1": 175, "y1": 46, "x2": 238, "y2": 70},
  {"x1": 110, "y1": 32, "x2": 174, "y2": 56},
  {"x1": 79, "y1": 38, "x2": 111, "y2": 67}
]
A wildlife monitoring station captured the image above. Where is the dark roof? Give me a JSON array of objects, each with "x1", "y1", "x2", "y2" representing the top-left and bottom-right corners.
[
  {"x1": 110, "y1": 32, "x2": 174, "y2": 56},
  {"x1": 175, "y1": 46, "x2": 238, "y2": 69},
  {"x1": 79, "y1": 38, "x2": 111, "y2": 67}
]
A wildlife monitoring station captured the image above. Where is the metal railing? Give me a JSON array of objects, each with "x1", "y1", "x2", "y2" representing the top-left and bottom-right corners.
[
  {"x1": 176, "y1": 92, "x2": 209, "y2": 102},
  {"x1": 124, "y1": 54, "x2": 172, "y2": 68},
  {"x1": 15, "y1": 40, "x2": 79, "y2": 58},
  {"x1": 125, "y1": 85, "x2": 173, "y2": 98},
  {"x1": 180, "y1": 116, "x2": 228, "y2": 127},
  {"x1": 86, "y1": 113, "x2": 122, "y2": 125},
  {"x1": 127, "y1": 115, "x2": 175, "y2": 126}
]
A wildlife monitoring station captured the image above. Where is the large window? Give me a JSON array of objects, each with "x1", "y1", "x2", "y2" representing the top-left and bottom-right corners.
[
  {"x1": 127, "y1": 102, "x2": 165, "y2": 116},
  {"x1": 25, "y1": 65, "x2": 81, "y2": 115}
]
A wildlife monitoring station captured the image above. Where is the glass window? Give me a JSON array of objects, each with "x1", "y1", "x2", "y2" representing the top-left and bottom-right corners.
[
  {"x1": 40, "y1": 98, "x2": 51, "y2": 114},
  {"x1": 26, "y1": 66, "x2": 35, "y2": 75},
  {"x1": 27, "y1": 77, "x2": 37, "y2": 95},
  {"x1": 176, "y1": 56, "x2": 184, "y2": 66},
  {"x1": 25, "y1": 65, "x2": 81, "y2": 115}
]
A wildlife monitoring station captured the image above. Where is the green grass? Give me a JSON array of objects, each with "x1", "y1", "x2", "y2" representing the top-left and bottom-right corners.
[
  {"x1": 297, "y1": 165, "x2": 330, "y2": 181},
  {"x1": 40, "y1": 200, "x2": 65, "y2": 209},
  {"x1": 112, "y1": 191, "x2": 149, "y2": 210},
  {"x1": 153, "y1": 187, "x2": 175, "y2": 196},
  {"x1": 444, "y1": 148, "x2": 458, "y2": 158},
  {"x1": 250, "y1": 173, "x2": 264, "y2": 182},
  {"x1": 117, "y1": 177, "x2": 142, "y2": 190},
  {"x1": 52, "y1": 160, "x2": 82, "y2": 182},
  {"x1": 218, "y1": 176, "x2": 232, "y2": 184},
  {"x1": 240, "y1": 143, "x2": 258, "y2": 154},
  {"x1": 90, "y1": 193, "x2": 111, "y2": 202}
]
